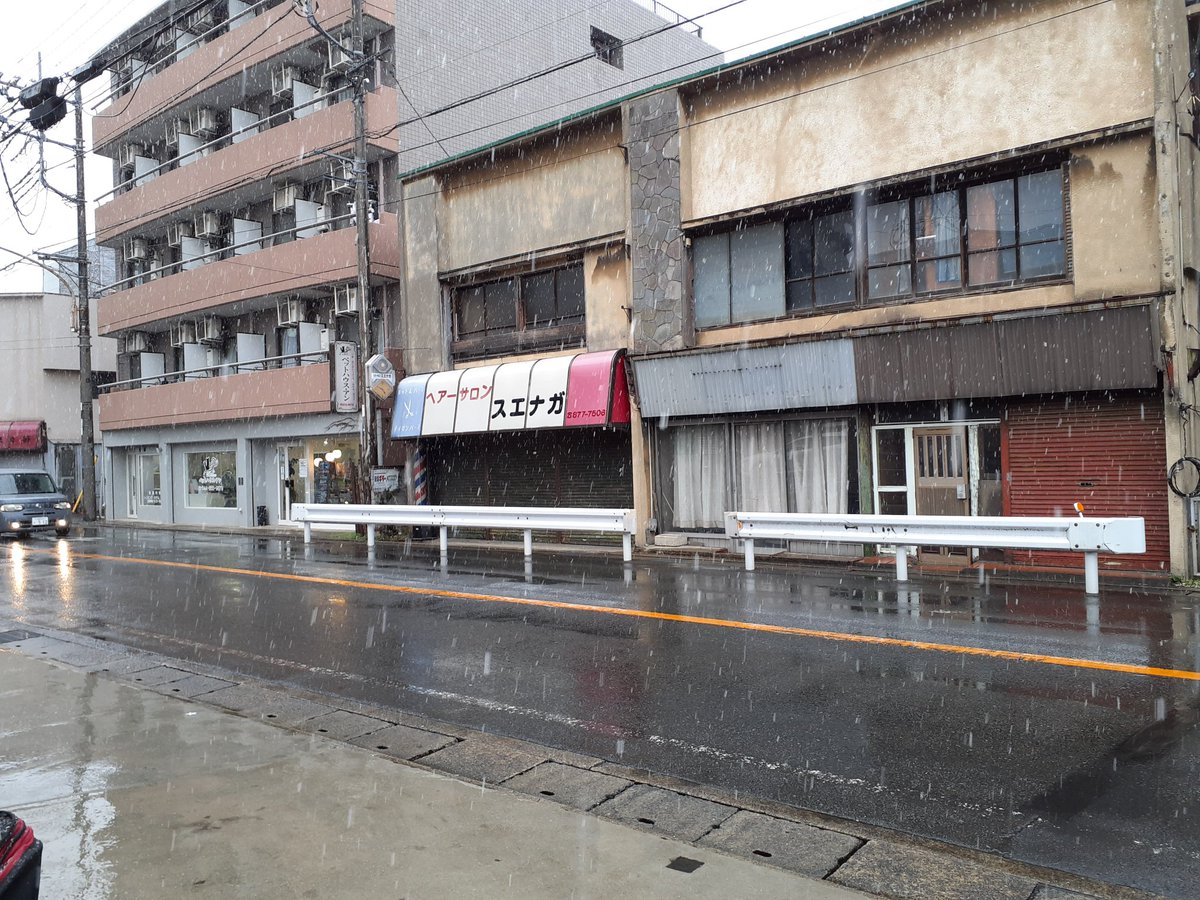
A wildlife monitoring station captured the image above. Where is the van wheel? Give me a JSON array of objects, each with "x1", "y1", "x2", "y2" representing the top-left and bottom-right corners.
[{"x1": 55, "y1": 527, "x2": 71, "y2": 537}]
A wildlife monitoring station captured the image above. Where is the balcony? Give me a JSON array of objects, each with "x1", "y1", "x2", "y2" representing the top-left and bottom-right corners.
[
  {"x1": 98, "y1": 214, "x2": 400, "y2": 333},
  {"x1": 93, "y1": 0, "x2": 394, "y2": 152},
  {"x1": 99, "y1": 355, "x2": 332, "y2": 431},
  {"x1": 95, "y1": 89, "x2": 398, "y2": 245}
]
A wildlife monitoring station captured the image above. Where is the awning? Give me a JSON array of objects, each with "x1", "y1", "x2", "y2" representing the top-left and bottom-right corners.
[
  {"x1": 0, "y1": 421, "x2": 46, "y2": 452},
  {"x1": 390, "y1": 349, "x2": 630, "y2": 438}
]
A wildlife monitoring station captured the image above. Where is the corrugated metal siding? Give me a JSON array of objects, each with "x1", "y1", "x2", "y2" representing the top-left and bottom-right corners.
[
  {"x1": 1006, "y1": 393, "x2": 1169, "y2": 571},
  {"x1": 633, "y1": 340, "x2": 857, "y2": 418},
  {"x1": 855, "y1": 305, "x2": 1158, "y2": 404}
]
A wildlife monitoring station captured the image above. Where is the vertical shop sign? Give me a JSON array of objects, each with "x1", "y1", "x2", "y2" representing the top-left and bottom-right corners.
[{"x1": 331, "y1": 341, "x2": 359, "y2": 413}]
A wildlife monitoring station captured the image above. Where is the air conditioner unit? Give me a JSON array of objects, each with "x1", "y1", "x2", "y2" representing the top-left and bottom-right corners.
[
  {"x1": 193, "y1": 211, "x2": 221, "y2": 239},
  {"x1": 117, "y1": 143, "x2": 143, "y2": 169},
  {"x1": 333, "y1": 283, "x2": 358, "y2": 317},
  {"x1": 272, "y1": 182, "x2": 301, "y2": 212},
  {"x1": 198, "y1": 315, "x2": 224, "y2": 345},
  {"x1": 327, "y1": 38, "x2": 356, "y2": 74},
  {"x1": 120, "y1": 331, "x2": 150, "y2": 354},
  {"x1": 186, "y1": 6, "x2": 216, "y2": 31},
  {"x1": 124, "y1": 237, "x2": 149, "y2": 260},
  {"x1": 277, "y1": 296, "x2": 305, "y2": 326},
  {"x1": 188, "y1": 106, "x2": 219, "y2": 138},
  {"x1": 148, "y1": 250, "x2": 164, "y2": 279},
  {"x1": 271, "y1": 64, "x2": 302, "y2": 98},
  {"x1": 164, "y1": 117, "x2": 191, "y2": 149},
  {"x1": 166, "y1": 221, "x2": 193, "y2": 247},
  {"x1": 169, "y1": 320, "x2": 197, "y2": 347},
  {"x1": 326, "y1": 159, "x2": 354, "y2": 194}
]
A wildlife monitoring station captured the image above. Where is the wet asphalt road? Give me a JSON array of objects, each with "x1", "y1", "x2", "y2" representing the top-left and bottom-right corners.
[{"x1": 2, "y1": 527, "x2": 1198, "y2": 896}]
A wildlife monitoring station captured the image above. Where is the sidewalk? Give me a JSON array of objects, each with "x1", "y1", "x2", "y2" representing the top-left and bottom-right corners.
[{"x1": 0, "y1": 642, "x2": 869, "y2": 899}]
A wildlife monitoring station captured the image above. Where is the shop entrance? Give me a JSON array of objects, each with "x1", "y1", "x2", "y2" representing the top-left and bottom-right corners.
[
  {"x1": 276, "y1": 443, "x2": 309, "y2": 522},
  {"x1": 873, "y1": 421, "x2": 1002, "y2": 563},
  {"x1": 127, "y1": 450, "x2": 163, "y2": 520},
  {"x1": 913, "y1": 425, "x2": 969, "y2": 563}
]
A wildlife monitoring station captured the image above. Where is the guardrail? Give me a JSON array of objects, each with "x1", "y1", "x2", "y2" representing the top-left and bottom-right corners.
[
  {"x1": 292, "y1": 503, "x2": 637, "y2": 562},
  {"x1": 723, "y1": 512, "x2": 1147, "y2": 594}
]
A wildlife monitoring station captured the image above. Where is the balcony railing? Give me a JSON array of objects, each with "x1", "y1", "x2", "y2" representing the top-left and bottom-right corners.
[
  {"x1": 103, "y1": 349, "x2": 329, "y2": 393},
  {"x1": 100, "y1": 87, "x2": 358, "y2": 202},
  {"x1": 103, "y1": 210, "x2": 370, "y2": 294}
]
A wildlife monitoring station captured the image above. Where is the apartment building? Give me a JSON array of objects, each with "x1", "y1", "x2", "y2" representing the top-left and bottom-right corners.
[
  {"x1": 92, "y1": 0, "x2": 716, "y2": 527},
  {"x1": 394, "y1": 0, "x2": 1199, "y2": 576}
]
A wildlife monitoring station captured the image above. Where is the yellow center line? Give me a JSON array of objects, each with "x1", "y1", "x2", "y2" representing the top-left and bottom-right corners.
[{"x1": 25, "y1": 546, "x2": 1200, "y2": 682}]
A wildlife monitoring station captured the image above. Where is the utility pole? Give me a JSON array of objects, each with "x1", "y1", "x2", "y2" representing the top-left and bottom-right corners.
[
  {"x1": 74, "y1": 84, "x2": 97, "y2": 521},
  {"x1": 350, "y1": 0, "x2": 375, "y2": 504},
  {"x1": 17, "y1": 72, "x2": 97, "y2": 520}
]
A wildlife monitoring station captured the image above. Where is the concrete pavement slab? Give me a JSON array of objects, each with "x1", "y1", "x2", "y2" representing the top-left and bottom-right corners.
[
  {"x1": 295, "y1": 709, "x2": 394, "y2": 740},
  {"x1": 829, "y1": 839, "x2": 1040, "y2": 900},
  {"x1": 501, "y1": 761, "x2": 633, "y2": 811},
  {"x1": 116, "y1": 663, "x2": 197, "y2": 686},
  {"x1": 141, "y1": 672, "x2": 236, "y2": 698},
  {"x1": 594, "y1": 783, "x2": 738, "y2": 842},
  {"x1": 347, "y1": 722, "x2": 457, "y2": 759},
  {"x1": 698, "y1": 809, "x2": 864, "y2": 878},
  {"x1": 420, "y1": 734, "x2": 549, "y2": 783},
  {"x1": 0, "y1": 649, "x2": 868, "y2": 899},
  {"x1": 202, "y1": 683, "x2": 337, "y2": 725}
]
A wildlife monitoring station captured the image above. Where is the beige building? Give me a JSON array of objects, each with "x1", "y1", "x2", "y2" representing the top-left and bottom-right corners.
[
  {"x1": 393, "y1": 0, "x2": 1200, "y2": 576},
  {"x1": 0, "y1": 291, "x2": 117, "y2": 501}
]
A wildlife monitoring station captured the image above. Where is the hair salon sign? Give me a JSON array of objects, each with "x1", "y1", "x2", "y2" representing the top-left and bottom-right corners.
[{"x1": 331, "y1": 341, "x2": 360, "y2": 413}]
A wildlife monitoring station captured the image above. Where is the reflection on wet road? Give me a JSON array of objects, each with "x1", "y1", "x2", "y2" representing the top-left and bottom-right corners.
[{"x1": 3, "y1": 528, "x2": 1199, "y2": 896}]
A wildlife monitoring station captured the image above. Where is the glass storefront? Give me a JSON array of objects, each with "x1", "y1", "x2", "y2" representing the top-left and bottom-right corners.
[{"x1": 185, "y1": 450, "x2": 237, "y2": 508}]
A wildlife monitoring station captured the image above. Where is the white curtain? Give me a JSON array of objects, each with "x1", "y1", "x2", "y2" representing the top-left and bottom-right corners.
[
  {"x1": 787, "y1": 419, "x2": 850, "y2": 513},
  {"x1": 672, "y1": 425, "x2": 727, "y2": 529},
  {"x1": 735, "y1": 423, "x2": 787, "y2": 512}
]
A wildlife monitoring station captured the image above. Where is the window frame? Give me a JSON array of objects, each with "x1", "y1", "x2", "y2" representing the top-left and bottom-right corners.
[
  {"x1": 693, "y1": 162, "x2": 1069, "y2": 330},
  {"x1": 450, "y1": 261, "x2": 587, "y2": 362}
]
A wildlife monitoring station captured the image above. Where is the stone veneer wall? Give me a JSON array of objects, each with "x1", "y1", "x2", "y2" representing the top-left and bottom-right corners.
[{"x1": 625, "y1": 90, "x2": 691, "y2": 354}]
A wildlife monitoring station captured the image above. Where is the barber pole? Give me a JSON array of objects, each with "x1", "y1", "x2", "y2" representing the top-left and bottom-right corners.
[{"x1": 413, "y1": 445, "x2": 427, "y2": 507}]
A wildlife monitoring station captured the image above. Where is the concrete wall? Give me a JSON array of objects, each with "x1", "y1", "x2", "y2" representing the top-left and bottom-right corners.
[
  {"x1": 436, "y1": 119, "x2": 627, "y2": 271},
  {"x1": 683, "y1": 0, "x2": 1154, "y2": 223},
  {"x1": 394, "y1": 0, "x2": 717, "y2": 174},
  {"x1": 0, "y1": 293, "x2": 117, "y2": 446}
]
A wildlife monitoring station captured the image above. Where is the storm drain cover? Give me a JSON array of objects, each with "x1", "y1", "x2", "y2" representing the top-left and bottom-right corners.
[{"x1": 666, "y1": 857, "x2": 704, "y2": 874}]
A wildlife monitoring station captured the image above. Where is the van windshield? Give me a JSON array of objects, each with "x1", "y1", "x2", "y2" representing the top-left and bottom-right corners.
[{"x1": 0, "y1": 473, "x2": 57, "y2": 494}]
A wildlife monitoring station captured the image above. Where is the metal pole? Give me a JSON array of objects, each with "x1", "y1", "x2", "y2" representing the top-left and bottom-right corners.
[
  {"x1": 744, "y1": 537, "x2": 755, "y2": 572},
  {"x1": 1083, "y1": 551, "x2": 1099, "y2": 595},
  {"x1": 523, "y1": 529, "x2": 532, "y2": 558},
  {"x1": 74, "y1": 86, "x2": 97, "y2": 522},
  {"x1": 895, "y1": 547, "x2": 909, "y2": 582},
  {"x1": 350, "y1": 0, "x2": 374, "y2": 504}
]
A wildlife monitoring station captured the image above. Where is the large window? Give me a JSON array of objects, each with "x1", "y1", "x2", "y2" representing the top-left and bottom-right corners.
[
  {"x1": 656, "y1": 417, "x2": 855, "y2": 532},
  {"x1": 452, "y1": 263, "x2": 585, "y2": 360},
  {"x1": 693, "y1": 164, "x2": 1067, "y2": 328},
  {"x1": 185, "y1": 450, "x2": 237, "y2": 509}
]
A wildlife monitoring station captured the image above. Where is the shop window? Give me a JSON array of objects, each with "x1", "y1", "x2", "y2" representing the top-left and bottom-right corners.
[
  {"x1": 185, "y1": 450, "x2": 237, "y2": 509},
  {"x1": 694, "y1": 163, "x2": 1067, "y2": 328},
  {"x1": 657, "y1": 417, "x2": 854, "y2": 532},
  {"x1": 451, "y1": 262, "x2": 585, "y2": 360}
]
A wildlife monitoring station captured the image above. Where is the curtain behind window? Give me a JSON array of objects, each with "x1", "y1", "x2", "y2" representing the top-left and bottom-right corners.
[
  {"x1": 786, "y1": 419, "x2": 849, "y2": 513},
  {"x1": 672, "y1": 424, "x2": 728, "y2": 528},
  {"x1": 735, "y1": 422, "x2": 787, "y2": 512}
]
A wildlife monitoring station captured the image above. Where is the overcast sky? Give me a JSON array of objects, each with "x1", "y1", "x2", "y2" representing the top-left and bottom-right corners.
[{"x1": 0, "y1": 0, "x2": 899, "y2": 292}]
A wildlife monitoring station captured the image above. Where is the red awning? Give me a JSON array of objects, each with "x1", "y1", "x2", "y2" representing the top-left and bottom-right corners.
[{"x1": 0, "y1": 421, "x2": 46, "y2": 452}]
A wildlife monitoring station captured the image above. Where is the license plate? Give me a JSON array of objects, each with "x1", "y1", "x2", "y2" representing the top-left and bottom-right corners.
[{"x1": 32, "y1": 517, "x2": 48, "y2": 526}]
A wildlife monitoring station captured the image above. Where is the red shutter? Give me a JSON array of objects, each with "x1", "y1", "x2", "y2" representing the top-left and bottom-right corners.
[{"x1": 1005, "y1": 394, "x2": 1169, "y2": 571}]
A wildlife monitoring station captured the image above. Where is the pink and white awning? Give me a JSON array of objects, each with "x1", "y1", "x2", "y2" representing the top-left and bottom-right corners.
[{"x1": 390, "y1": 349, "x2": 630, "y2": 438}]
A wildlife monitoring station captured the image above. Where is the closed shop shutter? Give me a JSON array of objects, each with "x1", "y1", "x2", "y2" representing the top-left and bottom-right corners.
[
  {"x1": 1005, "y1": 392, "x2": 1169, "y2": 572},
  {"x1": 426, "y1": 430, "x2": 632, "y2": 539}
]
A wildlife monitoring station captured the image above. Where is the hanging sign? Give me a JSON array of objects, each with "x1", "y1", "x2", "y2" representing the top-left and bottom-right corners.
[{"x1": 331, "y1": 341, "x2": 359, "y2": 413}]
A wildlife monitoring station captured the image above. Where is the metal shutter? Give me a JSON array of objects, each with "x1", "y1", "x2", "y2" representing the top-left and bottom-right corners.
[{"x1": 1005, "y1": 392, "x2": 1169, "y2": 572}]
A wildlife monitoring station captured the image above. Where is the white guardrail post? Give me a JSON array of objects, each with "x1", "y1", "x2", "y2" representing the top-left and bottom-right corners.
[{"x1": 723, "y1": 512, "x2": 1145, "y2": 595}]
